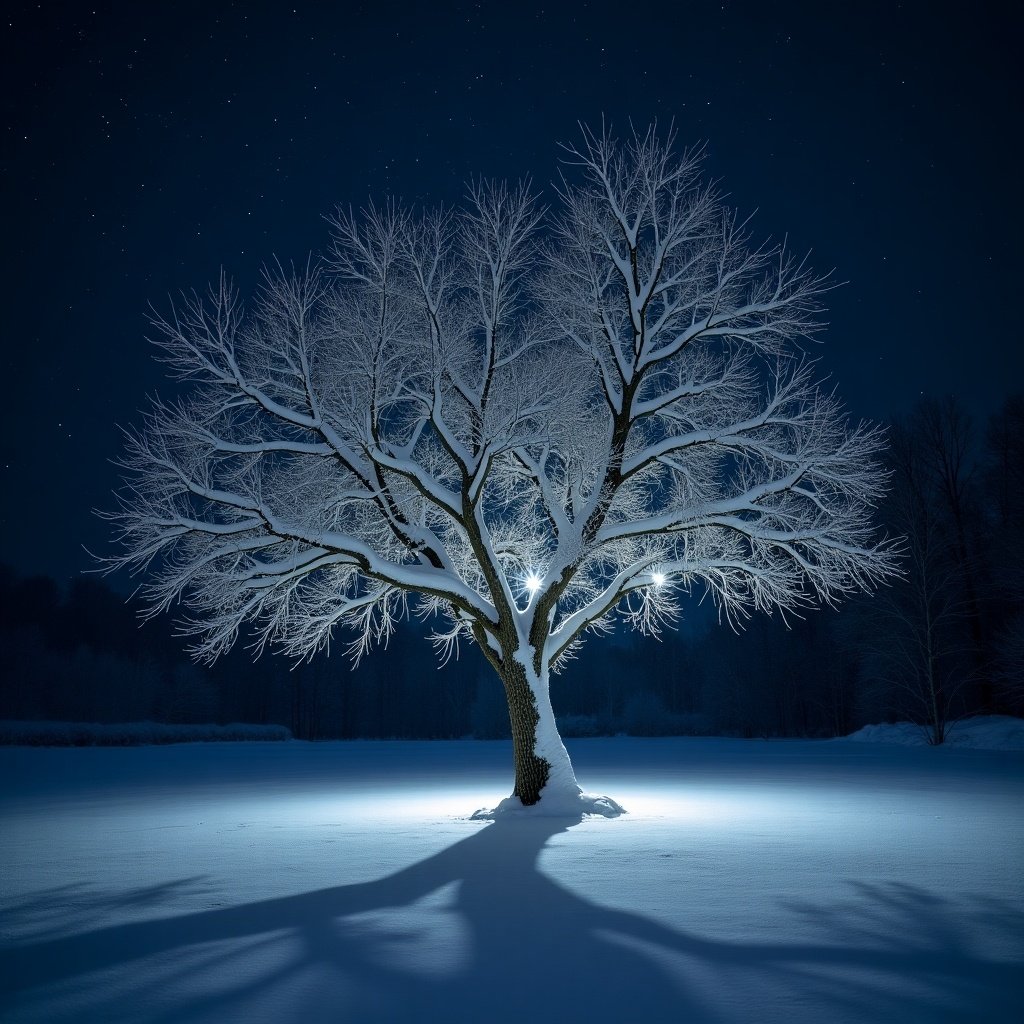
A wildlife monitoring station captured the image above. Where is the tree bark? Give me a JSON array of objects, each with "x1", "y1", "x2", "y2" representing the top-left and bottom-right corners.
[{"x1": 498, "y1": 654, "x2": 579, "y2": 807}]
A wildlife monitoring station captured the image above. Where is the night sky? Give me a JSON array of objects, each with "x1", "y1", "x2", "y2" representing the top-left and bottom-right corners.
[{"x1": 3, "y1": 0, "x2": 1021, "y2": 587}]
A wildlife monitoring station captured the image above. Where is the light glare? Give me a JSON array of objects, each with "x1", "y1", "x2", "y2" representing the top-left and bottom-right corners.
[
  {"x1": 651, "y1": 572, "x2": 666, "y2": 587},
  {"x1": 525, "y1": 573, "x2": 543, "y2": 594}
]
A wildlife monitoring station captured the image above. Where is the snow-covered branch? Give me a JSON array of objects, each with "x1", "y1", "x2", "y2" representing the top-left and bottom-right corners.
[{"x1": 108, "y1": 124, "x2": 896, "y2": 680}]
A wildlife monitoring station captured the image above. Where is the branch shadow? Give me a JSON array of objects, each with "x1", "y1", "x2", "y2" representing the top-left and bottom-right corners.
[
  {"x1": 1, "y1": 817, "x2": 1020, "y2": 1023},
  {"x1": 1, "y1": 877, "x2": 213, "y2": 944}
]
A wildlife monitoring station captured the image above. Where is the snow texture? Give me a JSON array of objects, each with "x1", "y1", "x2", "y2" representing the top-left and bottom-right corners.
[{"x1": 1, "y1": 735, "x2": 1021, "y2": 1023}]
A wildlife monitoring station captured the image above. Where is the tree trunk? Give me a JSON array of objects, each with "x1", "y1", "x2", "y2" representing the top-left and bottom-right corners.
[{"x1": 499, "y1": 653, "x2": 580, "y2": 808}]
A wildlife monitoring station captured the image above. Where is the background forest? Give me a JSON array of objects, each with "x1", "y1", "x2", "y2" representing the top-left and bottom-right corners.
[{"x1": 3, "y1": 395, "x2": 1021, "y2": 744}]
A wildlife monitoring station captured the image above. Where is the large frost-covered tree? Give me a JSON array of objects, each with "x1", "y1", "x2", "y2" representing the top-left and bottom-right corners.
[{"x1": 106, "y1": 126, "x2": 897, "y2": 815}]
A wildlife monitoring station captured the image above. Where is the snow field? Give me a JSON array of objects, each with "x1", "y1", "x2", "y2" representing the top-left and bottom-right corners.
[{"x1": 1, "y1": 735, "x2": 1022, "y2": 1023}]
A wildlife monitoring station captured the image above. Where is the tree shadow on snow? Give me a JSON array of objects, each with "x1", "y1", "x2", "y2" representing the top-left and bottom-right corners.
[{"x1": 1, "y1": 818, "x2": 1020, "y2": 1023}]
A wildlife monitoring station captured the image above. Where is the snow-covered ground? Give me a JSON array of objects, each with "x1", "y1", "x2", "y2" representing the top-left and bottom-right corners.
[
  {"x1": 1, "y1": 734, "x2": 1022, "y2": 1023},
  {"x1": 845, "y1": 714, "x2": 1024, "y2": 750}
]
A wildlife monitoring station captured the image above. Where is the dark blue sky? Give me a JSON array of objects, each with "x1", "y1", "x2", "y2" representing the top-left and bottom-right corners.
[{"x1": 2, "y1": 0, "x2": 1021, "y2": 585}]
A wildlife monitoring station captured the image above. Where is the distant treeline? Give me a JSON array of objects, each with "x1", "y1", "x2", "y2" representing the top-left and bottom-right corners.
[
  {"x1": 1, "y1": 395, "x2": 1020, "y2": 744},
  {"x1": 0, "y1": 720, "x2": 291, "y2": 746}
]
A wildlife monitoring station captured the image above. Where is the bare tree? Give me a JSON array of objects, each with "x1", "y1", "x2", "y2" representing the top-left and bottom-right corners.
[
  {"x1": 104, "y1": 126, "x2": 897, "y2": 815},
  {"x1": 984, "y1": 395, "x2": 1024, "y2": 709},
  {"x1": 867, "y1": 423, "x2": 973, "y2": 743},
  {"x1": 914, "y1": 397, "x2": 991, "y2": 705}
]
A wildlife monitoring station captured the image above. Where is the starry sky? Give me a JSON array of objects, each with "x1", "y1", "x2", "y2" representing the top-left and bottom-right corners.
[{"x1": 2, "y1": 0, "x2": 1021, "y2": 586}]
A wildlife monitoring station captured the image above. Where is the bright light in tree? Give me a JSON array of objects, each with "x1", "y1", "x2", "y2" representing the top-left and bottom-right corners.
[
  {"x1": 525, "y1": 573, "x2": 543, "y2": 595},
  {"x1": 651, "y1": 572, "x2": 667, "y2": 587}
]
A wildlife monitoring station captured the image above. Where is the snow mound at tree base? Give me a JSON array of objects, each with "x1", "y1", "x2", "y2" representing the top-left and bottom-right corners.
[
  {"x1": 470, "y1": 790, "x2": 626, "y2": 820},
  {"x1": 843, "y1": 715, "x2": 1024, "y2": 750}
]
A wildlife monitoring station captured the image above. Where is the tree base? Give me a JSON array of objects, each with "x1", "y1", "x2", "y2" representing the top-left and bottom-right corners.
[{"x1": 470, "y1": 791, "x2": 626, "y2": 821}]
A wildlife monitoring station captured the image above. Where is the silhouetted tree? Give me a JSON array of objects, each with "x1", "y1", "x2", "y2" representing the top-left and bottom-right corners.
[
  {"x1": 983, "y1": 395, "x2": 1024, "y2": 710},
  {"x1": 863, "y1": 413, "x2": 977, "y2": 742}
]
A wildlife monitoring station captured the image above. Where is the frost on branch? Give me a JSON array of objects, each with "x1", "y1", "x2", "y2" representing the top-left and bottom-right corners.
[{"x1": 102, "y1": 124, "x2": 898, "y2": 811}]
